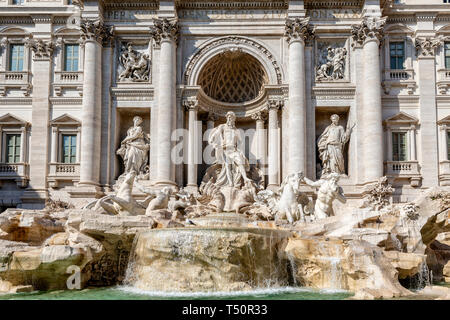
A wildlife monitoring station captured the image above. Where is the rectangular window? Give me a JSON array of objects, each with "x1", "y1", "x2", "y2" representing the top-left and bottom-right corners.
[
  {"x1": 392, "y1": 132, "x2": 408, "y2": 162},
  {"x1": 9, "y1": 44, "x2": 24, "y2": 71},
  {"x1": 12, "y1": 0, "x2": 25, "y2": 4},
  {"x1": 390, "y1": 42, "x2": 405, "y2": 70},
  {"x1": 64, "y1": 44, "x2": 79, "y2": 72},
  {"x1": 445, "y1": 43, "x2": 450, "y2": 69},
  {"x1": 5, "y1": 134, "x2": 21, "y2": 163},
  {"x1": 62, "y1": 134, "x2": 76, "y2": 164}
]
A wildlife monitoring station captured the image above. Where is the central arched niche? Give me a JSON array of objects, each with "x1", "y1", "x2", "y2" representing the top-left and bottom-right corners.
[{"x1": 197, "y1": 50, "x2": 268, "y2": 104}]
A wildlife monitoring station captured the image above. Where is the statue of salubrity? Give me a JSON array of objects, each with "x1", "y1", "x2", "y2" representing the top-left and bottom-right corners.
[{"x1": 305, "y1": 114, "x2": 355, "y2": 219}]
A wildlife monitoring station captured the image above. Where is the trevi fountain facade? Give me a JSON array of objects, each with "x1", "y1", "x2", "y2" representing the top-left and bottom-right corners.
[{"x1": 0, "y1": 0, "x2": 449, "y2": 300}]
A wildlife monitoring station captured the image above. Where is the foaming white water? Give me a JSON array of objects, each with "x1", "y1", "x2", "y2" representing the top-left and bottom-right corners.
[{"x1": 117, "y1": 286, "x2": 349, "y2": 298}]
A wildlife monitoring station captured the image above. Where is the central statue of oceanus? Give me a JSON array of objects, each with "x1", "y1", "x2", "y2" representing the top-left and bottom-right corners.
[
  {"x1": 208, "y1": 111, "x2": 252, "y2": 188},
  {"x1": 198, "y1": 111, "x2": 263, "y2": 213}
]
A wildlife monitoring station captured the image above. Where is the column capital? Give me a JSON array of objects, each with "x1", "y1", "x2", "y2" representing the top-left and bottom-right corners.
[
  {"x1": 80, "y1": 19, "x2": 112, "y2": 45},
  {"x1": 25, "y1": 38, "x2": 54, "y2": 60},
  {"x1": 207, "y1": 112, "x2": 218, "y2": 122},
  {"x1": 267, "y1": 99, "x2": 284, "y2": 110},
  {"x1": 415, "y1": 37, "x2": 442, "y2": 58},
  {"x1": 251, "y1": 110, "x2": 268, "y2": 122},
  {"x1": 284, "y1": 17, "x2": 315, "y2": 45},
  {"x1": 150, "y1": 18, "x2": 179, "y2": 47},
  {"x1": 351, "y1": 17, "x2": 386, "y2": 49},
  {"x1": 183, "y1": 98, "x2": 198, "y2": 111}
]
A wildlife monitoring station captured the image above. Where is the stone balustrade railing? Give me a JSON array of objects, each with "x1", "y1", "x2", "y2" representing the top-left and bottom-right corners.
[
  {"x1": 0, "y1": 163, "x2": 29, "y2": 187},
  {"x1": 385, "y1": 161, "x2": 419, "y2": 174},
  {"x1": 438, "y1": 69, "x2": 450, "y2": 81},
  {"x1": 384, "y1": 69, "x2": 413, "y2": 81},
  {"x1": 384, "y1": 161, "x2": 421, "y2": 187},
  {"x1": 54, "y1": 71, "x2": 83, "y2": 83},
  {"x1": 0, "y1": 71, "x2": 30, "y2": 84},
  {"x1": 48, "y1": 163, "x2": 80, "y2": 176}
]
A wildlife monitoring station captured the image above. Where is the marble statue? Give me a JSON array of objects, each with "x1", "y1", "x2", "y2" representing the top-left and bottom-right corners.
[
  {"x1": 118, "y1": 43, "x2": 150, "y2": 82},
  {"x1": 208, "y1": 111, "x2": 252, "y2": 188},
  {"x1": 197, "y1": 111, "x2": 262, "y2": 212},
  {"x1": 317, "y1": 114, "x2": 354, "y2": 176},
  {"x1": 316, "y1": 47, "x2": 347, "y2": 81},
  {"x1": 116, "y1": 116, "x2": 150, "y2": 179},
  {"x1": 252, "y1": 171, "x2": 311, "y2": 223},
  {"x1": 277, "y1": 172, "x2": 307, "y2": 223},
  {"x1": 303, "y1": 173, "x2": 346, "y2": 220},
  {"x1": 87, "y1": 171, "x2": 147, "y2": 216}
]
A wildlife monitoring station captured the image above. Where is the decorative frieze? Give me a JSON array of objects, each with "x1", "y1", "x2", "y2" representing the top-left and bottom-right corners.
[
  {"x1": 351, "y1": 16, "x2": 386, "y2": 48},
  {"x1": 284, "y1": 17, "x2": 315, "y2": 44},
  {"x1": 150, "y1": 18, "x2": 179, "y2": 46}
]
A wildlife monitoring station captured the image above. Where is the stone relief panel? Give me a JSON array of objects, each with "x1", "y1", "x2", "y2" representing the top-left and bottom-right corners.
[
  {"x1": 117, "y1": 42, "x2": 151, "y2": 83},
  {"x1": 315, "y1": 40, "x2": 348, "y2": 82}
]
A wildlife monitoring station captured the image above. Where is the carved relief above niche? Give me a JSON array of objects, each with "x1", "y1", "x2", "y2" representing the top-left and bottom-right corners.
[
  {"x1": 315, "y1": 39, "x2": 349, "y2": 82},
  {"x1": 116, "y1": 41, "x2": 151, "y2": 83}
]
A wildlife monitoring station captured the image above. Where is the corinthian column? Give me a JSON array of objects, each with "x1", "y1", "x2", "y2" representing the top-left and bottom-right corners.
[
  {"x1": 351, "y1": 17, "x2": 386, "y2": 183},
  {"x1": 267, "y1": 100, "x2": 282, "y2": 189},
  {"x1": 415, "y1": 37, "x2": 440, "y2": 186},
  {"x1": 184, "y1": 99, "x2": 199, "y2": 190},
  {"x1": 151, "y1": 18, "x2": 179, "y2": 186},
  {"x1": 23, "y1": 38, "x2": 54, "y2": 206},
  {"x1": 284, "y1": 17, "x2": 314, "y2": 176},
  {"x1": 251, "y1": 110, "x2": 268, "y2": 172},
  {"x1": 78, "y1": 19, "x2": 110, "y2": 191}
]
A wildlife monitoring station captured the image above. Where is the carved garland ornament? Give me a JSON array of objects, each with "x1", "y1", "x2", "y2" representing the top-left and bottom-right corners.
[
  {"x1": 184, "y1": 36, "x2": 283, "y2": 85},
  {"x1": 351, "y1": 17, "x2": 386, "y2": 48},
  {"x1": 284, "y1": 17, "x2": 315, "y2": 44}
]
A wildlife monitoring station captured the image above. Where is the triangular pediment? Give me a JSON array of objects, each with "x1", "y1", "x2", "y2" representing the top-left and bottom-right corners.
[
  {"x1": 384, "y1": 112, "x2": 419, "y2": 125},
  {"x1": 438, "y1": 115, "x2": 450, "y2": 125},
  {"x1": 50, "y1": 113, "x2": 81, "y2": 126},
  {"x1": 0, "y1": 113, "x2": 29, "y2": 126}
]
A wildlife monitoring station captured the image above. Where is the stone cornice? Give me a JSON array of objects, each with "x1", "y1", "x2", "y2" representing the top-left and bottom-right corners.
[
  {"x1": 176, "y1": 0, "x2": 288, "y2": 10},
  {"x1": 103, "y1": 0, "x2": 158, "y2": 10},
  {"x1": 25, "y1": 38, "x2": 54, "y2": 60},
  {"x1": 150, "y1": 18, "x2": 179, "y2": 46},
  {"x1": 0, "y1": 98, "x2": 32, "y2": 105},
  {"x1": 284, "y1": 17, "x2": 315, "y2": 44},
  {"x1": 49, "y1": 97, "x2": 83, "y2": 105},
  {"x1": 351, "y1": 16, "x2": 386, "y2": 48},
  {"x1": 305, "y1": 0, "x2": 363, "y2": 9},
  {"x1": 80, "y1": 19, "x2": 112, "y2": 45}
]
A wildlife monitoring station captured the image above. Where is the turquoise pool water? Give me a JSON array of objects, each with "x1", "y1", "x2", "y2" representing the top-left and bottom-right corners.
[{"x1": 0, "y1": 286, "x2": 354, "y2": 300}]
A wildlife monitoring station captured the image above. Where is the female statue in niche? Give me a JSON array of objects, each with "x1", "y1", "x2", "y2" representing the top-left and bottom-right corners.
[
  {"x1": 317, "y1": 114, "x2": 354, "y2": 176},
  {"x1": 117, "y1": 116, "x2": 150, "y2": 179}
]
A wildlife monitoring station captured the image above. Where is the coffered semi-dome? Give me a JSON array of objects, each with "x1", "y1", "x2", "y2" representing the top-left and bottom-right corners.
[{"x1": 197, "y1": 50, "x2": 268, "y2": 104}]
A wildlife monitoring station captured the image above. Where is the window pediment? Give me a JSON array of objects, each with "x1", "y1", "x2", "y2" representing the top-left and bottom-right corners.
[
  {"x1": 0, "y1": 113, "x2": 29, "y2": 127},
  {"x1": 438, "y1": 115, "x2": 450, "y2": 125},
  {"x1": 384, "y1": 112, "x2": 418, "y2": 126},
  {"x1": 50, "y1": 113, "x2": 81, "y2": 127}
]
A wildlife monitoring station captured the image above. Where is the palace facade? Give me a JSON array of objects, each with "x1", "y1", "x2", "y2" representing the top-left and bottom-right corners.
[{"x1": 1, "y1": 0, "x2": 450, "y2": 210}]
